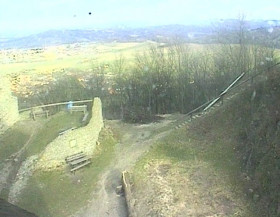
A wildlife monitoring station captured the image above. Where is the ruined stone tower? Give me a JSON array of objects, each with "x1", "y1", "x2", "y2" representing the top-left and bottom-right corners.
[{"x1": 0, "y1": 76, "x2": 19, "y2": 134}]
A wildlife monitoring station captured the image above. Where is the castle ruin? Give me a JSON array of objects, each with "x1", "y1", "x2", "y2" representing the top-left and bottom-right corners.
[{"x1": 0, "y1": 76, "x2": 19, "y2": 134}]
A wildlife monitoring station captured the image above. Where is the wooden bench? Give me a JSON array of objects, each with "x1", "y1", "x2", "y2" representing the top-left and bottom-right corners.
[
  {"x1": 65, "y1": 152, "x2": 84, "y2": 162},
  {"x1": 70, "y1": 105, "x2": 87, "y2": 114},
  {"x1": 59, "y1": 127, "x2": 77, "y2": 136},
  {"x1": 30, "y1": 109, "x2": 49, "y2": 120},
  {"x1": 65, "y1": 152, "x2": 91, "y2": 172},
  {"x1": 70, "y1": 160, "x2": 91, "y2": 172},
  {"x1": 69, "y1": 157, "x2": 90, "y2": 166}
]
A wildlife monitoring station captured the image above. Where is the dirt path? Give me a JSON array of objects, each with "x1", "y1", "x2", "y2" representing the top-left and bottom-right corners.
[
  {"x1": 75, "y1": 115, "x2": 185, "y2": 217},
  {"x1": 0, "y1": 121, "x2": 40, "y2": 198}
]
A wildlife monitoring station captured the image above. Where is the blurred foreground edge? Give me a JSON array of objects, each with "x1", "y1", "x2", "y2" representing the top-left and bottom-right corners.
[{"x1": 0, "y1": 198, "x2": 38, "y2": 217}]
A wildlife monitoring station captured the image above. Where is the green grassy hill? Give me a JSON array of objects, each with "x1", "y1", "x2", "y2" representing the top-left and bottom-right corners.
[{"x1": 129, "y1": 70, "x2": 280, "y2": 216}]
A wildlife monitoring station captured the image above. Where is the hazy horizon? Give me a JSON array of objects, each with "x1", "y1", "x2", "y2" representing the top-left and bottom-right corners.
[{"x1": 1, "y1": 0, "x2": 280, "y2": 38}]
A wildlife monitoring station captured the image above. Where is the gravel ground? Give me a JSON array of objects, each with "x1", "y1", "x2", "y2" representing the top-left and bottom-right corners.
[{"x1": 8, "y1": 155, "x2": 38, "y2": 204}]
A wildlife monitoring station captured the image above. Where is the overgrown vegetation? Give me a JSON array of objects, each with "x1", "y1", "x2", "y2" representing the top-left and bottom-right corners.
[
  {"x1": 107, "y1": 27, "x2": 277, "y2": 121},
  {"x1": 20, "y1": 21, "x2": 278, "y2": 122},
  {"x1": 230, "y1": 71, "x2": 280, "y2": 217},
  {"x1": 18, "y1": 76, "x2": 92, "y2": 112},
  {"x1": 131, "y1": 68, "x2": 280, "y2": 216}
]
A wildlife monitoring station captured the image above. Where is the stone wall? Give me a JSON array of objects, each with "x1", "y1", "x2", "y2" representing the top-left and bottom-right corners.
[
  {"x1": 122, "y1": 171, "x2": 137, "y2": 217},
  {"x1": 0, "y1": 76, "x2": 19, "y2": 135},
  {"x1": 36, "y1": 97, "x2": 104, "y2": 171}
]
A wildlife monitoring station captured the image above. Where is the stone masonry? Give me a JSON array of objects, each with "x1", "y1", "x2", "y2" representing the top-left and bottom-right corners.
[
  {"x1": 36, "y1": 97, "x2": 104, "y2": 171},
  {"x1": 0, "y1": 76, "x2": 19, "y2": 135}
]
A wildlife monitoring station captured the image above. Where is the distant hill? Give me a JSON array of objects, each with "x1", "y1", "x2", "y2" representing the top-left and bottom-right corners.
[
  {"x1": 0, "y1": 25, "x2": 212, "y2": 49},
  {"x1": 0, "y1": 19, "x2": 279, "y2": 49}
]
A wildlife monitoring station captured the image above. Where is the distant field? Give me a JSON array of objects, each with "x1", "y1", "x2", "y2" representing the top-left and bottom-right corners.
[
  {"x1": 0, "y1": 42, "x2": 209, "y2": 76},
  {"x1": 0, "y1": 41, "x2": 153, "y2": 96},
  {"x1": 0, "y1": 42, "x2": 155, "y2": 76},
  {"x1": 1, "y1": 42, "x2": 278, "y2": 78},
  {"x1": 0, "y1": 41, "x2": 208, "y2": 97}
]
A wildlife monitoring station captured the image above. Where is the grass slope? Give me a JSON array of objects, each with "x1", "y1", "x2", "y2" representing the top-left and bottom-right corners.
[
  {"x1": 131, "y1": 119, "x2": 256, "y2": 216},
  {"x1": 16, "y1": 127, "x2": 117, "y2": 217},
  {"x1": 0, "y1": 112, "x2": 84, "y2": 163},
  {"x1": 0, "y1": 123, "x2": 30, "y2": 161},
  {"x1": 129, "y1": 72, "x2": 280, "y2": 216}
]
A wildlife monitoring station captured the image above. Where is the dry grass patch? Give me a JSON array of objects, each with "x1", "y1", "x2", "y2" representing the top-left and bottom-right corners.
[{"x1": 131, "y1": 124, "x2": 257, "y2": 217}]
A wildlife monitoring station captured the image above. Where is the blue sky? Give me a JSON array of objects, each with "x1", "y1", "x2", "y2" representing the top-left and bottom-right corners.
[{"x1": 1, "y1": 0, "x2": 280, "y2": 37}]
